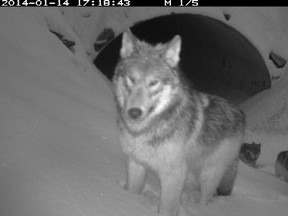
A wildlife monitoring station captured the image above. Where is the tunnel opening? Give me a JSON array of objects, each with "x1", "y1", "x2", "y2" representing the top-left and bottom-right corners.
[{"x1": 94, "y1": 14, "x2": 271, "y2": 105}]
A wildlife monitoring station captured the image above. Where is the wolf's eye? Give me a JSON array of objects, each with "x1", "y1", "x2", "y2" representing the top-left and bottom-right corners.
[
  {"x1": 126, "y1": 75, "x2": 135, "y2": 86},
  {"x1": 149, "y1": 80, "x2": 159, "y2": 87}
]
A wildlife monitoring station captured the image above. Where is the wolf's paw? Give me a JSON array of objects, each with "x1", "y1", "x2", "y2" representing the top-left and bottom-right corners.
[
  {"x1": 141, "y1": 190, "x2": 159, "y2": 213},
  {"x1": 182, "y1": 204, "x2": 203, "y2": 216}
]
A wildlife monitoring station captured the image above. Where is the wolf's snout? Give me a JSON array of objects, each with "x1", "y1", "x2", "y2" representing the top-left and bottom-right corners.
[{"x1": 128, "y1": 108, "x2": 143, "y2": 120}]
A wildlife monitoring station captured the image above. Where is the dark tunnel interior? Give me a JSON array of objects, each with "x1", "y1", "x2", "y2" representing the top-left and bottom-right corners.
[{"x1": 94, "y1": 14, "x2": 271, "y2": 105}]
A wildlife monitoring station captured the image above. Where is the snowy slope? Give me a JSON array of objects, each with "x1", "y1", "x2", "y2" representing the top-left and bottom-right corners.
[
  {"x1": 0, "y1": 8, "x2": 288, "y2": 216},
  {"x1": 0, "y1": 8, "x2": 138, "y2": 216},
  {"x1": 241, "y1": 70, "x2": 288, "y2": 134}
]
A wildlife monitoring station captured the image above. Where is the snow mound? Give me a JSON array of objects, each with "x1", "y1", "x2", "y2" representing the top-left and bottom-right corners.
[{"x1": 241, "y1": 69, "x2": 288, "y2": 135}]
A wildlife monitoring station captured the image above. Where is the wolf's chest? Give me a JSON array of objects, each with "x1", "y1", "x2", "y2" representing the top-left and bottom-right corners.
[{"x1": 120, "y1": 133, "x2": 183, "y2": 171}]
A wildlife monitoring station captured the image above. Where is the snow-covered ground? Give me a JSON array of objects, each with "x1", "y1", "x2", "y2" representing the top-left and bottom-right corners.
[{"x1": 0, "y1": 8, "x2": 288, "y2": 216}]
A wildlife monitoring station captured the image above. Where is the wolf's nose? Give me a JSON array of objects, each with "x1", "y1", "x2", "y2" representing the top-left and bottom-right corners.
[{"x1": 128, "y1": 108, "x2": 142, "y2": 120}]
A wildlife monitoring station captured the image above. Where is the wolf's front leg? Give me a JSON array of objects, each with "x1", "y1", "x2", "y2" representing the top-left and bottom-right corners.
[
  {"x1": 158, "y1": 166, "x2": 187, "y2": 216},
  {"x1": 125, "y1": 158, "x2": 147, "y2": 194}
]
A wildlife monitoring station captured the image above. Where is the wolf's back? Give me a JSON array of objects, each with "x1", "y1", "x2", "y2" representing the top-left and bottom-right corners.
[{"x1": 198, "y1": 94, "x2": 245, "y2": 147}]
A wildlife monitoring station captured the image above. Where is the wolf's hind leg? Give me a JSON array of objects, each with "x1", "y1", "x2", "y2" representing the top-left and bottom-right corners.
[
  {"x1": 217, "y1": 159, "x2": 238, "y2": 196},
  {"x1": 126, "y1": 158, "x2": 147, "y2": 194},
  {"x1": 199, "y1": 165, "x2": 225, "y2": 205}
]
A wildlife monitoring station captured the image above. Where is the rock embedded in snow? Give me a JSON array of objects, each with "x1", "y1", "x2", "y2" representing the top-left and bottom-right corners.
[{"x1": 269, "y1": 52, "x2": 287, "y2": 69}]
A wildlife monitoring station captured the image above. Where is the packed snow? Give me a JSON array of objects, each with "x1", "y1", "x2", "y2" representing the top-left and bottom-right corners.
[{"x1": 0, "y1": 7, "x2": 287, "y2": 216}]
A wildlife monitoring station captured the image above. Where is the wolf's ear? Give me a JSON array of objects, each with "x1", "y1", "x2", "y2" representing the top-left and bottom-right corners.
[
  {"x1": 120, "y1": 29, "x2": 136, "y2": 58},
  {"x1": 164, "y1": 35, "x2": 182, "y2": 67}
]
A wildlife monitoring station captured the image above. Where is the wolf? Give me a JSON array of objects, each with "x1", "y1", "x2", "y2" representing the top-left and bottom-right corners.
[
  {"x1": 113, "y1": 30, "x2": 245, "y2": 216},
  {"x1": 240, "y1": 142, "x2": 261, "y2": 167},
  {"x1": 275, "y1": 150, "x2": 288, "y2": 181}
]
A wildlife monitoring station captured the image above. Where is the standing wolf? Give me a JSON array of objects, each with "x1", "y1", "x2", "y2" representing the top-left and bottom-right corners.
[{"x1": 113, "y1": 30, "x2": 245, "y2": 216}]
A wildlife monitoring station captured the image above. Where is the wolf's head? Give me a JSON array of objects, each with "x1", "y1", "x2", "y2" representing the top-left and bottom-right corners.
[{"x1": 113, "y1": 30, "x2": 183, "y2": 125}]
